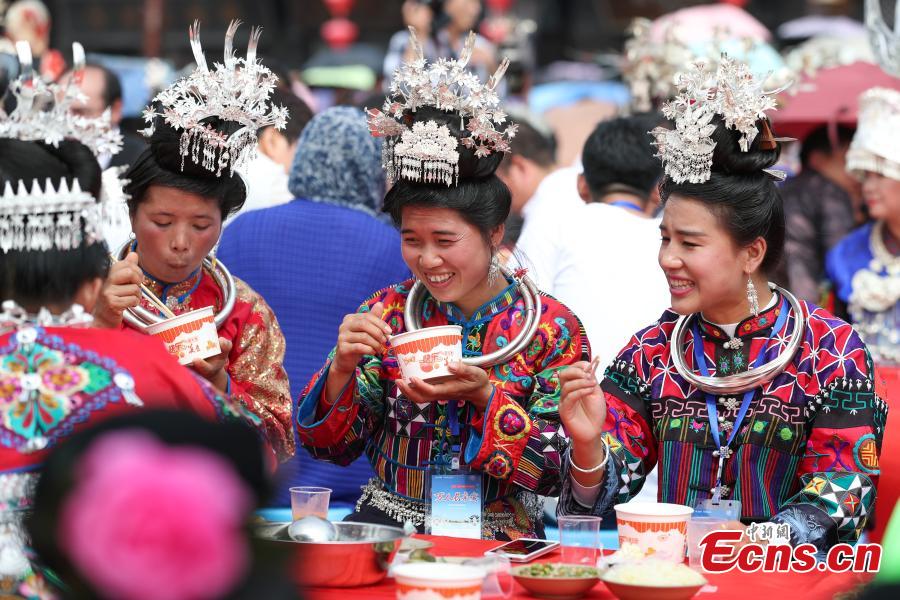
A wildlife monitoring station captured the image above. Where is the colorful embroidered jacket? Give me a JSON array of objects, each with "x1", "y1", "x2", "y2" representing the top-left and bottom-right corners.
[
  {"x1": 296, "y1": 278, "x2": 589, "y2": 539},
  {"x1": 559, "y1": 295, "x2": 887, "y2": 551},
  {"x1": 0, "y1": 325, "x2": 260, "y2": 509},
  {"x1": 136, "y1": 268, "x2": 294, "y2": 460}
]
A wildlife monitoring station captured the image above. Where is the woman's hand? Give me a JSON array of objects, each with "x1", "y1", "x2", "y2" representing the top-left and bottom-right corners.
[
  {"x1": 559, "y1": 361, "x2": 608, "y2": 482},
  {"x1": 325, "y1": 302, "x2": 391, "y2": 403},
  {"x1": 395, "y1": 361, "x2": 493, "y2": 412},
  {"x1": 93, "y1": 252, "x2": 142, "y2": 329},
  {"x1": 192, "y1": 338, "x2": 233, "y2": 393}
]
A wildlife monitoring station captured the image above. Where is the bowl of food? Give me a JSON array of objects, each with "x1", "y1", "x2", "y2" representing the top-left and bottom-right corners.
[
  {"x1": 393, "y1": 562, "x2": 486, "y2": 600},
  {"x1": 146, "y1": 306, "x2": 220, "y2": 365},
  {"x1": 614, "y1": 502, "x2": 693, "y2": 562},
  {"x1": 255, "y1": 521, "x2": 405, "y2": 587},
  {"x1": 601, "y1": 559, "x2": 706, "y2": 600},
  {"x1": 390, "y1": 325, "x2": 462, "y2": 383},
  {"x1": 511, "y1": 563, "x2": 601, "y2": 599}
]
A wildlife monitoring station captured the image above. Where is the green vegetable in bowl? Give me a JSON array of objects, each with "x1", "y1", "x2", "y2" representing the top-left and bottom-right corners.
[{"x1": 517, "y1": 563, "x2": 599, "y2": 578}]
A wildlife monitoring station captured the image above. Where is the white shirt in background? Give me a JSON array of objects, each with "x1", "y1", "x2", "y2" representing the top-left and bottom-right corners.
[{"x1": 228, "y1": 152, "x2": 293, "y2": 226}]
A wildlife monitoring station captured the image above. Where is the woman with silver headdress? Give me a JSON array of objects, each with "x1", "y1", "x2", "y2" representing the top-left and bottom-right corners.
[
  {"x1": 556, "y1": 58, "x2": 885, "y2": 553},
  {"x1": 90, "y1": 22, "x2": 295, "y2": 462},
  {"x1": 0, "y1": 42, "x2": 259, "y2": 589},
  {"x1": 295, "y1": 31, "x2": 588, "y2": 540}
]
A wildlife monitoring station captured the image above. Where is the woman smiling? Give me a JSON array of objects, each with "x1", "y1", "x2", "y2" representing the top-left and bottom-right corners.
[{"x1": 557, "y1": 59, "x2": 886, "y2": 553}]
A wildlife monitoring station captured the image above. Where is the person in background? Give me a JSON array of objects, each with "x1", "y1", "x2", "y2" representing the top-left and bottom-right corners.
[
  {"x1": 437, "y1": 0, "x2": 495, "y2": 75},
  {"x1": 0, "y1": 1, "x2": 58, "y2": 80},
  {"x1": 65, "y1": 63, "x2": 146, "y2": 169},
  {"x1": 218, "y1": 107, "x2": 410, "y2": 508},
  {"x1": 383, "y1": 0, "x2": 441, "y2": 79},
  {"x1": 498, "y1": 116, "x2": 583, "y2": 293},
  {"x1": 781, "y1": 125, "x2": 862, "y2": 304},
  {"x1": 233, "y1": 89, "x2": 314, "y2": 220}
]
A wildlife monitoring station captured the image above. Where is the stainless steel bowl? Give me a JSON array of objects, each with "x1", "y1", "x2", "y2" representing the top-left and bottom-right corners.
[{"x1": 256, "y1": 521, "x2": 405, "y2": 587}]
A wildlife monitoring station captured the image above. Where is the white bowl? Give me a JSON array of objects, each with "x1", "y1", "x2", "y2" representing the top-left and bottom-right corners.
[
  {"x1": 614, "y1": 502, "x2": 694, "y2": 562},
  {"x1": 146, "y1": 306, "x2": 220, "y2": 365},
  {"x1": 393, "y1": 563, "x2": 486, "y2": 600},
  {"x1": 390, "y1": 325, "x2": 463, "y2": 383}
]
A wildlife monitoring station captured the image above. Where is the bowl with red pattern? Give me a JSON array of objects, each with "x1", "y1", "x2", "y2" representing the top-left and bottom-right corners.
[
  {"x1": 614, "y1": 503, "x2": 694, "y2": 562},
  {"x1": 146, "y1": 306, "x2": 220, "y2": 365},
  {"x1": 390, "y1": 325, "x2": 463, "y2": 383}
]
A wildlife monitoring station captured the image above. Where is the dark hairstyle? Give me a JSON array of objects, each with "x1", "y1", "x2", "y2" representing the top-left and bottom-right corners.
[
  {"x1": 266, "y1": 89, "x2": 313, "y2": 143},
  {"x1": 124, "y1": 111, "x2": 247, "y2": 220},
  {"x1": 0, "y1": 138, "x2": 108, "y2": 308},
  {"x1": 582, "y1": 112, "x2": 664, "y2": 199},
  {"x1": 503, "y1": 117, "x2": 556, "y2": 168},
  {"x1": 799, "y1": 124, "x2": 855, "y2": 168},
  {"x1": 86, "y1": 62, "x2": 123, "y2": 108},
  {"x1": 26, "y1": 410, "x2": 295, "y2": 600},
  {"x1": 660, "y1": 116, "x2": 785, "y2": 274},
  {"x1": 382, "y1": 105, "x2": 511, "y2": 239}
]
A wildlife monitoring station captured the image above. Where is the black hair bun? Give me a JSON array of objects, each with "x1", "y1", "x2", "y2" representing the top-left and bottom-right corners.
[
  {"x1": 147, "y1": 106, "x2": 244, "y2": 182},
  {"x1": 709, "y1": 115, "x2": 781, "y2": 176},
  {"x1": 0, "y1": 138, "x2": 101, "y2": 199},
  {"x1": 403, "y1": 105, "x2": 504, "y2": 181}
]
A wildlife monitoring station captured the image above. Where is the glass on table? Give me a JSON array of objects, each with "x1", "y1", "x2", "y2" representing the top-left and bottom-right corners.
[
  {"x1": 558, "y1": 515, "x2": 602, "y2": 566},
  {"x1": 289, "y1": 486, "x2": 332, "y2": 520},
  {"x1": 464, "y1": 553, "x2": 513, "y2": 598},
  {"x1": 686, "y1": 515, "x2": 731, "y2": 569}
]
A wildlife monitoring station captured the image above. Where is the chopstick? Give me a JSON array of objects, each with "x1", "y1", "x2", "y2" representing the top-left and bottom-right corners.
[{"x1": 109, "y1": 253, "x2": 177, "y2": 319}]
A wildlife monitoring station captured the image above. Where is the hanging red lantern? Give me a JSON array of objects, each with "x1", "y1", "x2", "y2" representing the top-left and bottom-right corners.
[
  {"x1": 324, "y1": 0, "x2": 355, "y2": 18},
  {"x1": 321, "y1": 18, "x2": 358, "y2": 50}
]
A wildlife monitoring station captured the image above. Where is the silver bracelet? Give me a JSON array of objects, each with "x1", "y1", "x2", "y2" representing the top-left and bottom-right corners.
[{"x1": 568, "y1": 439, "x2": 610, "y2": 474}]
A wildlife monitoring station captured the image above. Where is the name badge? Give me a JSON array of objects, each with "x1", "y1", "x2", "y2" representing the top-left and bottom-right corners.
[{"x1": 430, "y1": 472, "x2": 482, "y2": 539}]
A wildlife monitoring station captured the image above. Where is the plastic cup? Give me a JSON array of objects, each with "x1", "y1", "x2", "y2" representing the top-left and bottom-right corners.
[
  {"x1": 558, "y1": 515, "x2": 602, "y2": 566},
  {"x1": 290, "y1": 486, "x2": 331, "y2": 521},
  {"x1": 687, "y1": 516, "x2": 731, "y2": 569},
  {"x1": 465, "y1": 554, "x2": 513, "y2": 599}
]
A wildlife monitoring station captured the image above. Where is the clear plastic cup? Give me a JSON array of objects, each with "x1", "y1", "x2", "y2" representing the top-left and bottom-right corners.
[
  {"x1": 465, "y1": 554, "x2": 513, "y2": 598},
  {"x1": 558, "y1": 515, "x2": 603, "y2": 566},
  {"x1": 686, "y1": 516, "x2": 730, "y2": 569},
  {"x1": 290, "y1": 486, "x2": 331, "y2": 520}
]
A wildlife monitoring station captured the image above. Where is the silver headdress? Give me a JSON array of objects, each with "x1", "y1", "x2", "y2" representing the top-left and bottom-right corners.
[
  {"x1": 0, "y1": 178, "x2": 102, "y2": 252},
  {"x1": 651, "y1": 55, "x2": 783, "y2": 184},
  {"x1": 367, "y1": 27, "x2": 516, "y2": 187},
  {"x1": 866, "y1": 0, "x2": 900, "y2": 77},
  {"x1": 0, "y1": 41, "x2": 123, "y2": 156},
  {"x1": 140, "y1": 20, "x2": 288, "y2": 177}
]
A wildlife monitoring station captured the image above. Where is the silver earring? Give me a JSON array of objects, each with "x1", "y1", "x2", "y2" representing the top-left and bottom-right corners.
[
  {"x1": 746, "y1": 277, "x2": 759, "y2": 317},
  {"x1": 487, "y1": 252, "x2": 501, "y2": 286}
]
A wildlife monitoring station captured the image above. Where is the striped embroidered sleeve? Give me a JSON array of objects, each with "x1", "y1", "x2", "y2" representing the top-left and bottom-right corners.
[
  {"x1": 558, "y1": 325, "x2": 661, "y2": 517},
  {"x1": 771, "y1": 321, "x2": 887, "y2": 551},
  {"x1": 294, "y1": 296, "x2": 390, "y2": 466},
  {"x1": 464, "y1": 299, "x2": 590, "y2": 496}
]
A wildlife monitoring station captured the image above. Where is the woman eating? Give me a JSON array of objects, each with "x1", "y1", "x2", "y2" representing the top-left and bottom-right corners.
[
  {"x1": 557, "y1": 58, "x2": 885, "y2": 552},
  {"x1": 295, "y1": 32, "x2": 589, "y2": 540},
  {"x1": 90, "y1": 22, "x2": 294, "y2": 461}
]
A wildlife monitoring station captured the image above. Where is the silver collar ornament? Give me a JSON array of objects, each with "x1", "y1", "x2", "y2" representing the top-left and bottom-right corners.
[
  {"x1": 651, "y1": 55, "x2": 785, "y2": 185},
  {"x1": 367, "y1": 27, "x2": 517, "y2": 187},
  {"x1": 866, "y1": 0, "x2": 900, "y2": 78},
  {"x1": 140, "y1": 20, "x2": 289, "y2": 177},
  {"x1": 0, "y1": 41, "x2": 123, "y2": 157}
]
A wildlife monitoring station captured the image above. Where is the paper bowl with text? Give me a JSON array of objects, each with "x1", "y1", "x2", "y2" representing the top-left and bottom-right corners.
[
  {"x1": 146, "y1": 306, "x2": 220, "y2": 365},
  {"x1": 393, "y1": 563, "x2": 486, "y2": 600},
  {"x1": 390, "y1": 325, "x2": 463, "y2": 383},
  {"x1": 614, "y1": 503, "x2": 694, "y2": 562}
]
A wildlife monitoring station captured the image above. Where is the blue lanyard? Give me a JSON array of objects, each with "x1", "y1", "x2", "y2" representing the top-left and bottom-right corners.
[
  {"x1": 610, "y1": 200, "x2": 643, "y2": 212},
  {"x1": 691, "y1": 297, "x2": 789, "y2": 450}
]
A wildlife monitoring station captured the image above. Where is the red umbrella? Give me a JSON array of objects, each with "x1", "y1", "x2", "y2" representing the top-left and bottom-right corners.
[{"x1": 773, "y1": 62, "x2": 900, "y2": 139}]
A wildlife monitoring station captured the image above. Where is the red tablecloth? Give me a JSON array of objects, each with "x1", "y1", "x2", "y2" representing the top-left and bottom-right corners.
[{"x1": 302, "y1": 535, "x2": 872, "y2": 600}]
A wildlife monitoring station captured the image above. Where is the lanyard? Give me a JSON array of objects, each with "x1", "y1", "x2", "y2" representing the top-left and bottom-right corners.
[
  {"x1": 609, "y1": 200, "x2": 643, "y2": 212},
  {"x1": 691, "y1": 297, "x2": 789, "y2": 500}
]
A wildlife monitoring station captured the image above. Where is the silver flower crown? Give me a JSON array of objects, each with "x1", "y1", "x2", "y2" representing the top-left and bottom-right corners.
[
  {"x1": 367, "y1": 27, "x2": 516, "y2": 187},
  {"x1": 140, "y1": 20, "x2": 288, "y2": 177},
  {"x1": 0, "y1": 178, "x2": 103, "y2": 253},
  {"x1": 867, "y1": 0, "x2": 900, "y2": 78},
  {"x1": 651, "y1": 55, "x2": 784, "y2": 184},
  {"x1": 0, "y1": 41, "x2": 123, "y2": 157}
]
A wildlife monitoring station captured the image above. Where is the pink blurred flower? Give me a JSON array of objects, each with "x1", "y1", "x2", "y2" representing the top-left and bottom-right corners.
[{"x1": 58, "y1": 431, "x2": 252, "y2": 600}]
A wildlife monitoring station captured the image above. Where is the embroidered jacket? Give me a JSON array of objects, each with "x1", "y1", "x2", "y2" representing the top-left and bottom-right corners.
[
  {"x1": 559, "y1": 295, "x2": 886, "y2": 551},
  {"x1": 0, "y1": 326, "x2": 261, "y2": 507},
  {"x1": 296, "y1": 278, "x2": 589, "y2": 539},
  {"x1": 137, "y1": 268, "x2": 294, "y2": 460}
]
